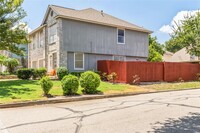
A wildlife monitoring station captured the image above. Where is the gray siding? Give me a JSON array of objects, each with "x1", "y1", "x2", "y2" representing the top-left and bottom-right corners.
[
  {"x1": 67, "y1": 52, "x2": 112, "y2": 72},
  {"x1": 67, "y1": 52, "x2": 147, "y2": 72},
  {"x1": 61, "y1": 19, "x2": 149, "y2": 58}
]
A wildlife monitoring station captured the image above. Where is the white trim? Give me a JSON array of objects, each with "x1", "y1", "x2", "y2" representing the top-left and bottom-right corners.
[
  {"x1": 74, "y1": 53, "x2": 84, "y2": 70},
  {"x1": 117, "y1": 28, "x2": 125, "y2": 44}
]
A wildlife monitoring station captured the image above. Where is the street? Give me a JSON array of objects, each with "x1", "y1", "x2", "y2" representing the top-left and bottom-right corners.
[{"x1": 1, "y1": 89, "x2": 200, "y2": 133}]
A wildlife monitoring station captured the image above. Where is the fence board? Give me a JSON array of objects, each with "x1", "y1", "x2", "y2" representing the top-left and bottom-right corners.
[{"x1": 97, "y1": 60, "x2": 200, "y2": 83}]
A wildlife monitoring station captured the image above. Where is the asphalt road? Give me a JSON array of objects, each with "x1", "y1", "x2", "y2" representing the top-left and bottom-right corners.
[{"x1": 1, "y1": 89, "x2": 200, "y2": 133}]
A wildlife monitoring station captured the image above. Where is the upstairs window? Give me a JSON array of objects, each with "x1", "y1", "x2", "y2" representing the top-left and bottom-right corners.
[
  {"x1": 39, "y1": 30, "x2": 44, "y2": 48},
  {"x1": 49, "y1": 24, "x2": 57, "y2": 44},
  {"x1": 117, "y1": 29, "x2": 125, "y2": 44}
]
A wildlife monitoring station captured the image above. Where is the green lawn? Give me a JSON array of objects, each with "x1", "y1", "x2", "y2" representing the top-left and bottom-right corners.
[
  {"x1": 1, "y1": 80, "x2": 200, "y2": 104},
  {"x1": 0, "y1": 80, "x2": 144, "y2": 104}
]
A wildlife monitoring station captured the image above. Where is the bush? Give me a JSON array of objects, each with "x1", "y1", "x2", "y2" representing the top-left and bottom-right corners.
[
  {"x1": 32, "y1": 68, "x2": 47, "y2": 79},
  {"x1": 80, "y1": 71, "x2": 101, "y2": 94},
  {"x1": 61, "y1": 75, "x2": 79, "y2": 95},
  {"x1": 39, "y1": 76, "x2": 53, "y2": 96},
  {"x1": 70, "y1": 72, "x2": 83, "y2": 77},
  {"x1": 17, "y1": 68, "x2": 33, "y2": 80},
  {"x1": 70, "y1": 71, "x2": 100, "y2": 77},
  {"x1": 132, "y1": 75, "x2": 140, "y2": 85},
  {"x1": 57, "y1": 67, "x2": 69, "y2": 80},
  {"x1": 107, "y1": 72, "x2": 117, "y2": 84}
]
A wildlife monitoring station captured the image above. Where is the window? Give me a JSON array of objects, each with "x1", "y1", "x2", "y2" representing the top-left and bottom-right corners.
[
  {"x1": 32, "y1": 35, "x2": 36, "y2": 50},
  {"x1": 39, "y1": 59, "x2": 45, "y2": 68},
  {"x1": 52, "y1": 53, "x2": 57, "y2": 69},
  {"x1": 113, "y1": 55, "x2": 126, "y2": 61},
  {"x1": 39, "y1": 31, "x2": 44, "y2": 48},
  {"x1": 49, "y1": 24, "x2": 57, "y2": 44},
  {"x1": 117, "y1": 29, "x2": 125, "y2": 44},
  {"x1": 74, "y1": 53, "x2": 84, "y2": 70},
  {"x1": 51, "y1": 11, "x2": 54, "y2": 17},
  {"x1": 32, "y1": 61, "x2": 37, "y2": 68}
]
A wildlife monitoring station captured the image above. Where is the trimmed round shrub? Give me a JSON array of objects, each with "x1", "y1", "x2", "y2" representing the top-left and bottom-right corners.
[
  {"x1": 80, "y1": 71, "x2": 101, "y2": 94},
  {"x1": 32, "y1": 68, "x2": 47, "y2": 79},
  {"x1": 57, "y1": 67, "x2": 69, "y2": 80},
  {"x1": 61, "y1": 74, "x2": 79, "y2": 95},
  {"x1": 17, "y1": 68, "x2": 33, "y2": 80},
  {"x1": 39, "y1": 76, "x2": 53, "y2": 96}
]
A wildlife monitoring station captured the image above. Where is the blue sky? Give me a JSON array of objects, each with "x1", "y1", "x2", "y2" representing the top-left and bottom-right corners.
[{"x1": 22, "y1": 0, "x2": 200, "y2": 44}]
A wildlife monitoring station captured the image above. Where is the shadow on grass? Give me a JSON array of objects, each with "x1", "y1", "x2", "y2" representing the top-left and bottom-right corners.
[
  {"x1": 151, "y1": 112, "x2": 200, "y2": 133},
  {"x1": 0, "y1": 80, "x2": 37, "y2": 98}
]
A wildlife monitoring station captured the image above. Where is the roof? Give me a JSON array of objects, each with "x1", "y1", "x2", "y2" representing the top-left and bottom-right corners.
[
  {"x1": 164, "y1": 51, "x2": 173, "y2": 56},
  {"x1": 49, "y1": 5, "x2": 152, "y2": 33}
]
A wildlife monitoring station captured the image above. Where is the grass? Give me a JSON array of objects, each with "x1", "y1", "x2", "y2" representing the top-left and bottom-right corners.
[
  {"x1": 1, "y1": 80, "x2": 200, "y2": 104},
  {"x1": 0, "y1": 80, "x2": 144, "y2": 104},
  {"x1": 141, "y1": 81, "x2": 200, "y2": 91}
]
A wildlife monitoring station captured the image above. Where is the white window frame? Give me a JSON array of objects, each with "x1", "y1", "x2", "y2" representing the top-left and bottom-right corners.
[
  {"x1": 117, "y1": 28, "x2": 125, "y2": 44},
  {"x1": 74, "y1": 53, "x2": 84, "y2": 70}
]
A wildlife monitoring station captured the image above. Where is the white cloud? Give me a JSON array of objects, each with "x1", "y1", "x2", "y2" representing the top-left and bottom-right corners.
[
  {"x1": 159, "y1": 25, "x2": 173, "y2": 34},
  {"x1": 159, "y1": 10, "x2": 198, "y2": 34},
  {"x1": 12, "y1": 22, "x2": 32, "y2": 33}
]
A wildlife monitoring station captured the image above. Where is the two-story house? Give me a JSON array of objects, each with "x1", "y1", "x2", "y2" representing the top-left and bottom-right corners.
[{"x1": 28, "y1": 5, "x2": 152, "y2": 72}]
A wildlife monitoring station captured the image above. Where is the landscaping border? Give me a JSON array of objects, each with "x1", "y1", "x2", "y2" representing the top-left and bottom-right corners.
[{"x1": 0, "y1": 87, "x2": 200, "y2": 109}]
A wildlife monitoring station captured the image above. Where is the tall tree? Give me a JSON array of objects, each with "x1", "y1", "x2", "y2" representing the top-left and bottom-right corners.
[
  {"x1": 147, "y1": 35, "x2": 164, "y2": 62},
  {"x1": 0, "y1": 0, "x2": 28, "y2": 56},
  {"x1": 165, "y1": 11, "x2": 200, "y2": 56}
]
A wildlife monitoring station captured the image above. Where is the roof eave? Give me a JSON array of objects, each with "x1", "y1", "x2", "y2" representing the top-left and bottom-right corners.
[
  {"x1": 28, "y1": 24, "x2": 46, "y2": 36},
  {"x1": 55, "y1": 15, "x2": 152, "y2": 34}
]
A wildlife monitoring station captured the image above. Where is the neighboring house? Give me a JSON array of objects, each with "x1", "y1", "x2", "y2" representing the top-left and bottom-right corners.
[
  {"x1": 0, "y1": 44, "x2": 28, "y2": 72},
  {"x1": 28, "y1": 5, "x2": 152, "y2": 72},
  {"x1": 163, "y1": 47, "x2": 199, "y2": 62},
  {"x1": 162, "y1": 51, "x2": 173, "y2": 62}
]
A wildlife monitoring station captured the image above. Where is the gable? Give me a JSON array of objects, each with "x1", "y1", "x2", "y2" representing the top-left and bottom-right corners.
[{"x1": 41, "y1": 6, "x2": 58, "y2": 25}]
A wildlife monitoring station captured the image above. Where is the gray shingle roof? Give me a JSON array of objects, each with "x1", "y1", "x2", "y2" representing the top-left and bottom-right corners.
[{"x1": 50, "y1": 5, "x2": 152, "y2": 33}]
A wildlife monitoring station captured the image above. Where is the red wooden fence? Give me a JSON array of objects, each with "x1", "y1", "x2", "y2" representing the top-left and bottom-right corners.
[{"x1": 97, "y1": 60, "x2": 200, "y2": 83}]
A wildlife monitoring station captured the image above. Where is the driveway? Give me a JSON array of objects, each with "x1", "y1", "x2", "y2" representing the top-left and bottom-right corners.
[{"x1": 1, "y1": 89, "x2": 200, "y2": 133}]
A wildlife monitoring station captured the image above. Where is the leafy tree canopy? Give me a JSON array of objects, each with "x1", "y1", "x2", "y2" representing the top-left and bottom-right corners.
[
  {"x1": 165, "y1": 11, "x2": 200, "y2": 56},
  {"x1": 147, "y1": 35, "x2": 164, "y2": 62},
  {"x1": 0, "y1": 0, "x2": 28, "y2": 56}
]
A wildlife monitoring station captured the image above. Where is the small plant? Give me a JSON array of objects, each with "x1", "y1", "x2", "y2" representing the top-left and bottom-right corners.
[
  {"x1": 39, "y1": 76, "x2": 53, "y2": 96},
  {"x1": 80, "y1": 71, "x2": 101, "y2": 94},
  {"x1": 178, "y1": 77, "x2": 184, "y2": 82},
  {"x1": 17, "y1": 68, "x2": 33, "y2": 80},
  {"x1": 107, "y1": 72, "x2": 117, "y2": 84},
  {"x1": 32, "y1": 68, "x2": 47, "y2": 79},
  {"x1": 101, "y1": 72, "x2": 107, "y2": 81},
  {"x1": 61, "y1": 75, "x2": 79, "y2": 95},
  {"x1": 57, "y1": 67, "x2": 69, "y2": 80},
  {"x1": 132, "y1": 75, "x2": 140, "y2": 85},
  {"x1": 196, "y1": 73, "x2": 200, "y2": 81},
  {"x1": 2, "y1": 58, "x2": 19, "y2": 74}
]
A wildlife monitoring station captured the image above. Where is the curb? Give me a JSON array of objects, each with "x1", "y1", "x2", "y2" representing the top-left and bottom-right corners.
[{"x1": 0, "y1": 88, "x2": 200, "y2": 109}]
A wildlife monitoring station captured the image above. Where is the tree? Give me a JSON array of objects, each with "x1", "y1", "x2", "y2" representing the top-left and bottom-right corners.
[
  {"x1": 2, "y1": 57, "x2": 19, "y2": 74},
  {"x1": 165, "y1": 11, "x2": 200, "y2": 56},
  {"x1": 147, "y1": 35, "x2": 164, "y2": 62},
  {"x1": 0, "y1": 0, "x2": 29, "y2": 56}
]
